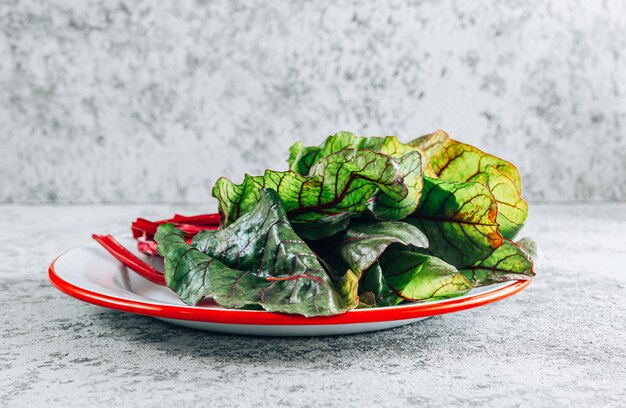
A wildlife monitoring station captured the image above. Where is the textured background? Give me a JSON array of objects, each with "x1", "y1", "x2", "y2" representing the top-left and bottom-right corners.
[{"x1": 1, "y1": 0, "x2": 625, "y2": 203}]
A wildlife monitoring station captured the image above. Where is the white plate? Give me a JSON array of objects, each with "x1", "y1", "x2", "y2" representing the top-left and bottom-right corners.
[{"x1": 49, "y1": 235, "x2": 531, "y2": 336}]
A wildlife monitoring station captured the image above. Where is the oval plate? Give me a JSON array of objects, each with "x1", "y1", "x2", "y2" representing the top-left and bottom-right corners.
[{"x1": 49, "y1": 234, "x2": 531, "y2": 336}]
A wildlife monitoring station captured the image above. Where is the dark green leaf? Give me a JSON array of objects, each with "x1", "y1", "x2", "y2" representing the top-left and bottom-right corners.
[
  {"x1": 380, "y1": 251, "x2": 472, "y2": 301},
  {"x1": 155, "y1": 189, "x2": 358, "y2": 316},
  {"x1": 407, "y1": 176, "x2": 503, "y2": 267},
  {"x1": 359, "y1": 262, "x2": 403, "y2": 307},
  {"x1": 460, "y1": 240, "x2": 535, "y2": 286},
  {"x1": 292, "y1": 213, "x2": 352, "y2": 241},
  {"x1": 339, "y1": 219, "x2": 428, "y2": 278}
]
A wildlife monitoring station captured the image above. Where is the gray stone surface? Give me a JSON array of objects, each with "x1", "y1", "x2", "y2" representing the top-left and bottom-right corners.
[
  {"x1": 1, "y1": 1, "x2": 626, "y2": 203},
  {"x1": 1, "y1": 203, "x2": 625, "y2": 407}
]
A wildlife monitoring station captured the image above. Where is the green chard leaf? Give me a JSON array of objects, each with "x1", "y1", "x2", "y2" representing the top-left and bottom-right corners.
[
  {"x1": 410, "y1": 130, "x2": 527, "y2": 239},
  {"x1": 407, "y1": 176, "x2": 503, "y2": 268},
  {"x1": 460, "y1": 240, "x2": 535, "y2": 286},
  {"x1": 287, "y1": 131, "x2": 368, "y2": 176},
  {"x1": 468, "y1": 166, "x2": 528, "y2": 239},
  {"x1": 288, "y1": 131, "x2": 418, "y2": 175},
  {"x1": 298, "y1": 217, "x2": 429, "y2": 307},
  {"x1": 155, "y1": 189, "x2": 358, "y2": 316},
  {"x1": 379, "y1": 251, "x2": 472, "y2": 301},
  {"x1": 370, "y1": 151, "x2": 423, "y2": 220},
  {"x1": 288, "y1": 130, "x2": 429, "y2": 175},
  {"x1": 359, "y1": 262, "x2": 403, "y2": 307},
  {"x1": 287, "y1": 131, "x2": 426, "y2": 222},
  {"x1": 213, "y1": 148, "x2": 422, "y2": 240},
  {"x1": 339, "y1": 219, "x2": 428, "y2": 278}
]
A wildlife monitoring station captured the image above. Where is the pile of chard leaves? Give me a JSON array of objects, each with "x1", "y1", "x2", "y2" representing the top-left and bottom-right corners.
[{"x1": 155, "y1": 130, "x2": 535, "y2": 317}]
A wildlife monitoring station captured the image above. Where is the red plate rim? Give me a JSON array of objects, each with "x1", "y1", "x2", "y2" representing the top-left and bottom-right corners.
[{"x1": 49, "y1": 250, "x2": 532, "y2": 326}]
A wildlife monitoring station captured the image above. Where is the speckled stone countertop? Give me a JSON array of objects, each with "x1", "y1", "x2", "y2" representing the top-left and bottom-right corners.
[{"x1": 1, "y1": 203, "x2": 625, "y2": 407}]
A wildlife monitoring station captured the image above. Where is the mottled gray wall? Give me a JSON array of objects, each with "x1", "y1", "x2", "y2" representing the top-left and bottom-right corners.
[{"x1": 1, "y1": 0, "x2": 625, "y2": 203}]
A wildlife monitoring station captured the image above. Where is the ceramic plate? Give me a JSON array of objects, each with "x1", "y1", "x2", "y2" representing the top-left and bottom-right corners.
[{"x1": 49, "y1": 234, "x2": 531, "y2": 336}]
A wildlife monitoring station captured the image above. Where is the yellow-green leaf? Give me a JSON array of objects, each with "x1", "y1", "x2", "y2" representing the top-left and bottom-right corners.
[
  {"x1": 407, "y1": 176, "x2": 503, "y2": 267},
  {"x1": 380, "y1": 251, "x2": 472, "y2": 301},
  {"x1": 410, "y1": 130, "x2": 527, "y2": 238}
]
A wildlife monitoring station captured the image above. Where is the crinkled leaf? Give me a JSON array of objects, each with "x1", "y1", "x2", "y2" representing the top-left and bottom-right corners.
[
  {"x1": 460, "y1": 240, "x2": 535, "y2": 286},
  {"x1": 409, "y1": 130, "x2": 522, "y2": 189},
  {"x1": 469, "y1": 166, "x2": 528, "y2": 239},
  {"x1": 288, "y1": 131, "x2": 417, "y2": 175},
  {"x1": 369, "y1": 151, "x2": 423, "y2": 220},
  {"x1": 287, "y1": 131, "x2": 377, "y2": 175},
  {"x1": 359, "y1": 262, "x2": 403, "y2": 306},
  {"x1": 213, "y1": 148, "x2": 417, "y2": 240},
  {"x1": 380, "y1": 251, "x2": 472, "y2": 301},
  {"x1": 410, "y1": 130, "x2": 527, "y2": 239},
  {"x1": 339, "y1": 219, "x2": 428, "y2": 278},
  {"x1": 287, "y1": 132, "x2": 425, "y2": 221},
  {"x1": 155, "y1": 189, "x2": 358, "y2": 316},
  {"x1": 407, "y1": 176, "x2": 503, "y2": 267}
]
